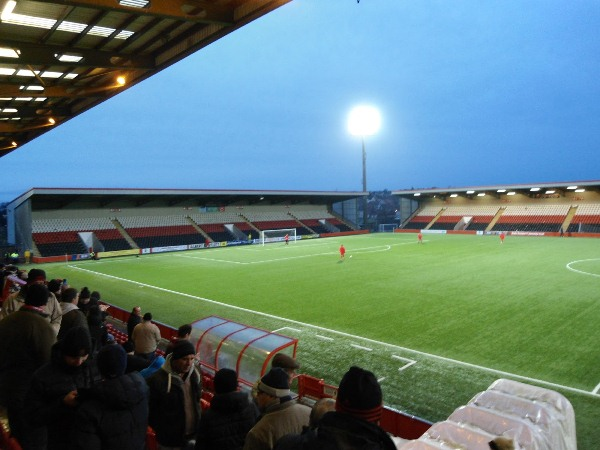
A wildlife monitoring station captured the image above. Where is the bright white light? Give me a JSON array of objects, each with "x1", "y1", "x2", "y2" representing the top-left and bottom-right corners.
[
  {"x1": 530, "y1": 187, "x2": 540, "y2": 192},
  {"x1": 347, "y1": 105, "x2": 381, "y2": 136},
  {"x1": 545, "y1": 190, "x2": 555, "y2": 194},
  {"x1": 477, "y1": 193, "x2": 486, "y2": 197},
  {"x1": 497, "y1": 189, "x2": 506, "y2": 193},
  {"x1": 466, "y1": 190, "x2": 475, "y2": 194},
  {"x1": 567, "y1": 186, "x2": 578, "y2": 190},
  {"x1": 450, "y1": 194, "x2": 458, "y2": 197},
  {"x1": 507, "y1": 192, "x2": 516, "y2": 196},
  {"x1": 413, "y1": 193, "x2": 420, "y2": 197},
  {"x1": 575, "y1": 189, "x2": 585, "y2": 193}
]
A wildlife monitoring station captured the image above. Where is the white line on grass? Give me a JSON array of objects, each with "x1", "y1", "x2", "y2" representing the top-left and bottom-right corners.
[
  {"x1": 593, "y1": 382, "x2": 600, "y2": 395},
  {"x1": 315, "y1": 334, "x2": 334, "y2": 341},
  {"x1": 68, "y1": 264, "x2": 599, "y2": 398},
  {"x1": 566, "y1": 259, "x2": 600, "y2": 278},
  {"x1": 274, "y1": 327, "x2": 301, "y2": 333},
  {"x1": 174, "y1": 244, "x2": 393, "y2": 265},
  {"x1": 392, "y1": 355, "x2": 417, "y2": 372},
  {"x1": 350, "y1": 344, "x2": 373, "y2": 352}
]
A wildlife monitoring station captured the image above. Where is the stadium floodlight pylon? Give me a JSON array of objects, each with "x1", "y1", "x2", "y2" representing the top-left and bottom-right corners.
[{"x1": 261, "y1": 228, "x2": 296, "y2": 246}]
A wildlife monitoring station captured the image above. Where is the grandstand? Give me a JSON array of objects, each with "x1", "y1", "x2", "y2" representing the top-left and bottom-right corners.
[{"x1": 6, "y1": 188, "x2": 364, "y2": 260}]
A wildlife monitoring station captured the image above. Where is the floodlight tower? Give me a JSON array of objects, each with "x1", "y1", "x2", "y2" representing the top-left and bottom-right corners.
[{"x1": 348, "y1": 105, "x2": 381, "y2": 229}]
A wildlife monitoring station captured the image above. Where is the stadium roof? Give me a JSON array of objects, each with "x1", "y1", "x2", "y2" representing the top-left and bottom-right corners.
[
  {"x1": 0, "y1": 0, "x2": 290, "y2": 156},
  {"x1": 9, "y1": 187, "x2": 366, "y2": 210},
  {"x1": 393, "y1": 180, "x2": 600, "y2": 200}
]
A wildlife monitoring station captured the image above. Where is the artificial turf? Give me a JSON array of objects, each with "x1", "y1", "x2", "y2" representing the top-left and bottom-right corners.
[{"x1": 44, "y1": 232, "x2": 600, "y2": 448}]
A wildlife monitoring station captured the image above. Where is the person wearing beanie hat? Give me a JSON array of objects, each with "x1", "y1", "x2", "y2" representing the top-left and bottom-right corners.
[
  {"x1": 9, "y1": 267, "x2": 63, "y2": 336},
  {"x1": 0, "y1": 282, "x2": 55, "y2": 449},
  {"x1": 194, "y1": 368, "x2": 260, "y2": 450},
  {"x1": 131, "y1": 310, "x2": 162, "y2": 360},
  {"x1": 146, "y1": 339, "x2": 202, "y2": 449},
  {"x1": 243, "y1": 368, "x2": 311, "y2": 450},
  {"x1": 273, "y1": 366, "x2": 396, "y2": 450},
  {"x1": 57, "y1": 287, "x2": 89, "y2": 341},
  {"x1": 71, "y1": 344, "x2": 149, "y2": 450},
  {"x1": 25, "y1": 326, "x2": 95, "y2": 450},
  {"x1": 335, "y1": 366, "x2": 383, "y2": 424},
  {"x1": 97, "y1": 344, "x2": 127, "y2": 379}
]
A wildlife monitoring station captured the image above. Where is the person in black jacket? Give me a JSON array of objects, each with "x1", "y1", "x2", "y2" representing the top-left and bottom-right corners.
[
  {"x1": 274, "y1": 366, "x2": 396, "y2": 450},
  {"x1": 26, "y1": 326, "x2": 95, "y2": 450},
  {"x1": 195, "y1": 368, "x2": 259, "y2": 450},
  {"x1": 127, "y1": 306, "x2": 142, "y2": 341},
  {"x1": 147, "y1": 340, "x2": 202, "y2": 450},
  {"x1": 70, "y1": 344, "x2": 149, "y2": 450}
]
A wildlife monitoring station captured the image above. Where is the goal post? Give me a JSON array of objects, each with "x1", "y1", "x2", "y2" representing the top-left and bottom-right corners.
[
  {"x1": 261, "y1": 228, "x2": 297, "y2": 246},
  {"x1": 378, "y1": 224, "x2": 398, "y2": 232}
]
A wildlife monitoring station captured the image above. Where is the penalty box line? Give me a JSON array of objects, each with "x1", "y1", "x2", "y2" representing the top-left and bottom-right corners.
[{"x1": 69, "y1": 264, "x2": 598, "y2": 399}]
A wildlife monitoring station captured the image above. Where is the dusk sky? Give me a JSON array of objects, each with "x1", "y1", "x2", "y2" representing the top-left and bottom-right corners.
[{"x1": 2, "y1": 0, "x2": 600, "y2": 203}]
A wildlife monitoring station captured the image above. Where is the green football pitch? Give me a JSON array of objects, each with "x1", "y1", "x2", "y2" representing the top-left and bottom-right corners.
[{"x1": 44, "y1": 233, "x2": 600, "y2": 448}]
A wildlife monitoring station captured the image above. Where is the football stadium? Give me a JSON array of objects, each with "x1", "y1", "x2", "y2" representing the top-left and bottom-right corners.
[{"x1": 1, "y1": 2, "x2": 599, "y2": 450}]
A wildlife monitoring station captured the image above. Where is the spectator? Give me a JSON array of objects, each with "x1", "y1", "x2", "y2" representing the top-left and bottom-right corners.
[
  {"x1": 87, "y1": 304, "x2": 108, "y2": 357},
  {"x1": 127, "y1": 306, "x2": 142, "y2": 341},
  {"x1": 70, "y1": 344, "x2": 149, "y2": 450},
  {"x1": 166, "y1": 323, "x2": 193, "y2": 356},
  {"x1": 243, "y1": 368, "x2": 311, "y2": 450},
  {"x1": 26, "y1": 326, "x2": 95, "y2": 450},
  {"x1": 271, "y1": 353, "x2": 300, "y2": 387},
  {"x1": 78, "y1": 287, "x2": 92, "y2": 316},
  {"x1": 274, "y1": 366, "x2": 396, "y2": 450},
  {"x1": 0, "y1": 284, "x2": 55, "y2": 448},
  {"x1": 132, "y1": 312, "x2": 162, "y2": 360},
  {"x1": 147, "y1": 340, "x2": 202, "y2": 450},
  {"x1": 122, "y1": 340, "x2": 150, "y2": 373},
  {"x1": 58, "y1": 287, "x2": 88, "y2": 341},
  {"x1": 274, "y1": 398, "x2": 335, "y2": 449},
  {"x1": 194, "y1": 368, "x2": 259, "y2": 450},
  {"x1": 139, "y1": 354, "x2": 166, "y2": 379},
  {"x1": 47, "y1": 278, "x2": 64, "y2": 302},
  {"x1": 1, "y1": 268, "x2": 62, "y2": 336}
]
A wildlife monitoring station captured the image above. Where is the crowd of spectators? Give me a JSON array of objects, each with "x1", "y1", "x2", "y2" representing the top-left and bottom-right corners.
[{"x1": 0, "y1": 263, "x2": 513, "y2": 450}]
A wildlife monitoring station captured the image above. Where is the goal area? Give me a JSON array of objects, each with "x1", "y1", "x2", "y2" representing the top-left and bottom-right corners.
[
  {"x1": 260, "y1": 228, "x2": 296, "y2": 246},
  {"x1": 378, "y1": 223, "x2": 397, "y2": 232}
]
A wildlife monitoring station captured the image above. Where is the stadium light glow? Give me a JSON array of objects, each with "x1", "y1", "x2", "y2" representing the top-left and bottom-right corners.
[
  {"x1": 347, "y1": 105, "x2": 381, "y2": 230},
  {"x1": 507, "y1": 192, "x2": 516, "y2": 196},
  {"x1": 450, "y1": 194, "x2": 458, "y2": 197},
  {"x1": 530, "y1": 187, "x2": 540, "y2": 192},
  {"x1": 477, "y1": 193, "x2": 485, "y2": 197},
  {"x1": 546, "y1": 190, "x2": 555, "y2": 194},
  {"x1": 466, "y1": 190, "x2": 475, "y2": 194},
  {"x1": 567, "y1": 186, "x2": 578, "y2": 190},
  {"x1": 497, "y1": 189, "x2": 506, "y2": 193},
  {"x1": 575, "y1": 189, "x2": 585, "y2": 193}
]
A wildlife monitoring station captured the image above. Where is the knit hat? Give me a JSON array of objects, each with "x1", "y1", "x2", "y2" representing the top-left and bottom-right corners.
[
  {"x1": 214, "y1": 368, "x2": 238, "y2": 394},
  {"x1": 335, "y1": 366, "x2": 383, "y2": 423},
  {"x1": 25, "y1": 283, "x2": 49, "y2": 307},
  {"x1": 258, "y1": 368, "x2": 290, "y2": 398},
  {"x1": 98, "y1": 344, "x2": 127, "y2": 379},
  {"x1": 60, "y1": 326, "x2": 92, "y2": 358},
  {"x1": 47, "y1": 279, "x2": 63, "y2": 293},
  {"x1": 79, "y1": 287, "x2": 91, "y2": 302},
  {"x1": 272, "y1": 353, "x2": 300, "y2": 370},
  {"x1": 27, "y1": 268, "x2": 46, "y2": 284},
  {"x1": 171, "y1": 340, "x2": 195, "y2": 360}
]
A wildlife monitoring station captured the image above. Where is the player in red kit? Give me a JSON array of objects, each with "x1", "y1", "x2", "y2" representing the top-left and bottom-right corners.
[{"x1": 339, "y1": 244, "x2": 346, "y2": 259}]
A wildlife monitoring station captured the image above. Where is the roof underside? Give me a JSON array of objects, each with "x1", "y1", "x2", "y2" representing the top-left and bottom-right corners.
[
  {"x1": 0, "y1": 0, "x2": 290, "y2": 155},
  {"x1": 13, "y1": 187, "x2": 365, "y2": 210},
  {"x1": 393, "y1": 180, "x2": 600, "y2": 200}
]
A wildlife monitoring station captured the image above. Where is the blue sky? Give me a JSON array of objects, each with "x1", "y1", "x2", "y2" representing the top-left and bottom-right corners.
[{"x1": 2, "y1": 0, "x2": 600, "y2": 202}]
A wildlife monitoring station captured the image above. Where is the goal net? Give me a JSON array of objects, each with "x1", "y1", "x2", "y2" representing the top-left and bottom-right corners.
[
  {"x1": 261, "y1": 228, "x2": 296, "y2": 246},
  {"x1": 378, "y1": 224, "x2": 397, "y2": 232}
]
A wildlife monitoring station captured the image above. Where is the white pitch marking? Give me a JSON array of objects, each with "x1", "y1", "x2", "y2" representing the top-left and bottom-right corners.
[
  {"x1": 274, "y1": 327, "x2": 301, "y2": 333},
  {"x1": 351, "y1": 344, "x2": 373, "y2": 352},
  {"x1": 67, "y1": 264, "x2": 600, "y2": 398},
  {"x1": 593, "y1": 382, "x2": 600, "y2": 395},
  {"x1": 315, "y1": 334, "x2": 334, "y2": 341},
  {"x1": 566, "y1": 259, "x2": 600, "y2": 278}
]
